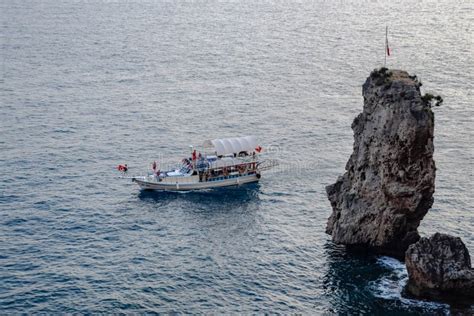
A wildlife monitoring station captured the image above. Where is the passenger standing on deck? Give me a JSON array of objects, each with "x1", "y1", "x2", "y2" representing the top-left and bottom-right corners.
[{"x1": 192, "y1": 150, "x2": 197, "y2": 169}]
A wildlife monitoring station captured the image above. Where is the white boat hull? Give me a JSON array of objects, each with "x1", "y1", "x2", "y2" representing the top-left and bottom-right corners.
[{"x1": 133, "y1": 174, "x2": 260, "y2": 191}]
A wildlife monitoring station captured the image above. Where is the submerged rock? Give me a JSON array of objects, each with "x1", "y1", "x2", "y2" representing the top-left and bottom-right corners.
[
  {"x1": 326, "y1": 68, "x2": 436, "y2": 258},
  {"x1": 405, "y1": 233, "x2": 474, "y2": 303}
]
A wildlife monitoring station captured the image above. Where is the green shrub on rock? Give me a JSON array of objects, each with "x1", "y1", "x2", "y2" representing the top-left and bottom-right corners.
[{"x1": 422, "y1": 93, "x2": 443, "y2": 107}]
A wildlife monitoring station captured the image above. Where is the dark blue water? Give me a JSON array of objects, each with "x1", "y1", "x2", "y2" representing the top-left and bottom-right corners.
[{"x1": 1, "y1": 0, "x2": 473, "y2": 313}]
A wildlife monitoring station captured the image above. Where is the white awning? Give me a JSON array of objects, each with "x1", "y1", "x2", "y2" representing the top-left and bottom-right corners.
[{"x1": 202, "y1": 136, "x2": 258, "y2": 156}]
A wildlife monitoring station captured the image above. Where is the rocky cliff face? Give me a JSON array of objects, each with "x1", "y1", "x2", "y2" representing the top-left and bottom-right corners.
[
  {"x1": 405, "y1": 233, "x2": 474, "y2": 303},
  {"x1": 326, "y1": 69, "x2": 436, "y2": 258}
]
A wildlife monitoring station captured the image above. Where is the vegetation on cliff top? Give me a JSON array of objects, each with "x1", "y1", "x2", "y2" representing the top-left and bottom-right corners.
[
  {"x1": 370, "y1": 68, "x2": 443, "y2": 108},
  {"x1": 370, "y1": 67, "x2": 392, "y2": 85},
  {"x1": 421, "y1": 93, "x2": 443, "y2": 107}
]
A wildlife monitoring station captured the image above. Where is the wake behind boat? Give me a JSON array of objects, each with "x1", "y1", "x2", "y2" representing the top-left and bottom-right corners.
[{"x1": 131, "y1": 136, "x2": 277, "y2": 192}]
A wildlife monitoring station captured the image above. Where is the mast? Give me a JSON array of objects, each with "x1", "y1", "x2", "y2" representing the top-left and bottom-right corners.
[{"x1": 384, "y1": 26, "x2": 389, "y2": 67}]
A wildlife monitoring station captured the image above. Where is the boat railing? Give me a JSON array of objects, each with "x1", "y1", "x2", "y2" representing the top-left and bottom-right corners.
[{"x1": 256, "y1": 159, "x2": 279, "y2": 171}]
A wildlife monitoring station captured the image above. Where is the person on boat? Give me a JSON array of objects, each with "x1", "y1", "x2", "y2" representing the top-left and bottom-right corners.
[
  {"x1": 182, "y1": 158, "x2": 191, "y2": 169},
  {"x1": 192, "y1": 150, "x2": 197, "y2": 169},
  {"x1": 151, "y1": 161, "x2": 160, "y2": 176}
]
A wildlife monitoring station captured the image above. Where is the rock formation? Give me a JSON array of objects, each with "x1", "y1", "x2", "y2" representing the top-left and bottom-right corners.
[
  {"x1": 326, "y1": 68, "x2": 436, "y2": 258},
  {"x1": 405, "y1": 233, "x2": 474, "y2": 303}
]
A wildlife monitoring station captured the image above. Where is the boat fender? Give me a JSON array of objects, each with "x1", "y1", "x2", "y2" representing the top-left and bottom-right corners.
[
  {"x1": 256, "y1": 173, "x2": 261, "y2": 179},
  {"x1": 132, "y1": 177, "x2": 136, "y2": 182}
]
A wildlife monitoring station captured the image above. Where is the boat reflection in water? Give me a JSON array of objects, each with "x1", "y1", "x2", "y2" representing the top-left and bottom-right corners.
[{"x1": 137, "y1": 182, "x2": 262, "y2": 210}]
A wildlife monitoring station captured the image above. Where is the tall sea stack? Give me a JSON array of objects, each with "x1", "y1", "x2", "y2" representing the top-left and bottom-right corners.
[{"x1": 326, "y1": 69, "x2": 436, "y2": 258}]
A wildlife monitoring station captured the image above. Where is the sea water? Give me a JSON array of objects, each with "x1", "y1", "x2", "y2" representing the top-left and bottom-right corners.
[{"x1": 1, "y1": 0, "x2": 472, "y2": 313}]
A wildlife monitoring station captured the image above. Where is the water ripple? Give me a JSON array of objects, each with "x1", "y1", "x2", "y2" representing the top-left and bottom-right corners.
[{"x1": 1, "y1": 0, "x2": 473, "y2": 313}]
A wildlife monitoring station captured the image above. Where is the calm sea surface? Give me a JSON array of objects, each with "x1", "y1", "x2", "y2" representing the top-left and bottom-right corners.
[{"x1": 1, "y1": 0, "x2": 473, "y2": 314}]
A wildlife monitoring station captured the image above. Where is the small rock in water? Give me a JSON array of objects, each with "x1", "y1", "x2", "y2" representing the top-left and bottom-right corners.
[{"x1": 405, "y1": 233, "x2": 474, "y2": 304}]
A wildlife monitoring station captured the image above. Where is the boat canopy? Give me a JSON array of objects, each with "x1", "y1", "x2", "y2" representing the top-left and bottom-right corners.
[{"x1": 202, "y1": 136, "x2": 258, "y2": 156}]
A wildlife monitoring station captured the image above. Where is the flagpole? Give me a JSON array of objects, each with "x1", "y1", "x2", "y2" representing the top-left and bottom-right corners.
[{"x1": 384, "y1": 26, "x2": 387, "y2": 67}]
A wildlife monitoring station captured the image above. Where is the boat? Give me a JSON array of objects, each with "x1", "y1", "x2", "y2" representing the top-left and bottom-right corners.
[{"x1": 131, "y1": 136, "x2": 277, "y2": 191}]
